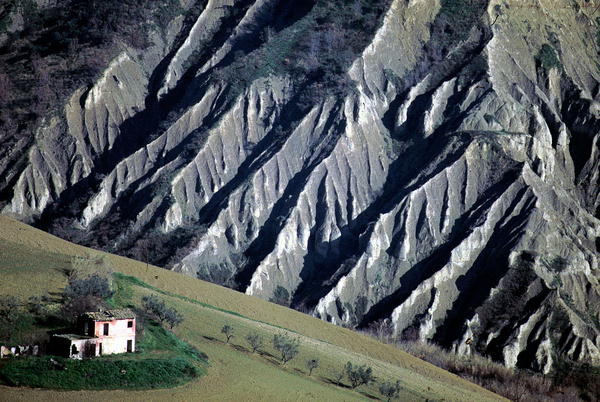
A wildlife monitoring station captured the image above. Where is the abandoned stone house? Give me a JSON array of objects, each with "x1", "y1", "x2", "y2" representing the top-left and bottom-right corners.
[{"x1": 52, "y1": 309, "x2": 136, "y2": 359}]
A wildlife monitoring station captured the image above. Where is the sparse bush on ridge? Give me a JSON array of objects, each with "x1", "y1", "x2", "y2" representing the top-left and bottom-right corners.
[
  {"x1": 356, "y1": 315, "x2": 600, "y2": 401},
  {"x1": 395, "y1": 341, "x2": 560, "y2": 402},
  {"x1": 213, "y1": 0, "x2": 393, "y2": 106}
]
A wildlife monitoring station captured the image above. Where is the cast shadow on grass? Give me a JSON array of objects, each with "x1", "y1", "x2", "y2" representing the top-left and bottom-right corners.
[
  {"x1": 258, "y1": 350, "x2": 277, "y2": 359},
  {"x1": 231, "y1": 344, "x2": 249, "y2": 353},
  {"x1": 262, "y1": 356, "x2": 282, "y2": 366},
  {"x1": 358, "y1": 390, "x2": 381, "y2": 400},
  {"x1": 322, "y1": 377, "x2": 351, "y2": 389},
  {"x1": 54, "y1": 268, "x2": 72, "y2": 277},
  {"x1": 46, "y1": 292, "x2": 64, "y2": 302}
]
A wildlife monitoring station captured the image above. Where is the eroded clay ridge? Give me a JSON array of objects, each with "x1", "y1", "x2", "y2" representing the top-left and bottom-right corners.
[{"x1": 2, "y1": 0, "x2": 599, "y2": 373}]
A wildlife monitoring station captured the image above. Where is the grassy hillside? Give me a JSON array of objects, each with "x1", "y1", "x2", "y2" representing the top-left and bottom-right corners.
[{"x1": 0, "y1": 215, "x2": 503, "y2": 401}]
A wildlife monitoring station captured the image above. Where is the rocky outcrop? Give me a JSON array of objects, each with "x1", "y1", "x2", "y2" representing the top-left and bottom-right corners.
[{"x1": 2, "y1": 0, "x2": 599, "y2": 373}]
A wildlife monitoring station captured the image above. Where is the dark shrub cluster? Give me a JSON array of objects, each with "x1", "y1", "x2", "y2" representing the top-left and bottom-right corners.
[
  {"x1": 63, "y1": 274, "x2": 114, "y2": 301},
  {"x1": 141, "y1": 295, "x2": 184, "y2": 329},
  {"x1": 61, "y1": 274, "x2": 114, "y2": 319},
  {"x1": 536, "y1": 44, "x2": 562, "y2": 72},
  {"x1": 344, "y1": 361, "x2": 376, "y2": 389},
  {"x1": 379, "y1": 380, "x2": 401, "y2": 401},
  {"x1": 269, "y1": 286, "x2": 291, "y2": 306}
]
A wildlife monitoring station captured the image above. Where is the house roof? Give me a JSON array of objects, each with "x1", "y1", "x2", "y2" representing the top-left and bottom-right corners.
[
  {"x1": 81, "y1": 308, "x2": 136, "y2": 321},
  {"x1": 53, "y1": 334, "x2": 97, "y2": 341}
]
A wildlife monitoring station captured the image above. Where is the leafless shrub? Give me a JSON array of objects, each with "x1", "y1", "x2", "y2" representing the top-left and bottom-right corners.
[
  {"x1": 245, "y1": 333, "x2": 263, "y2": 353},
  {"x1": 142, "y1": 295, "x2": 184, "y2": 329},
  {"x1": 363, "y1": 318, "x2": 394, "y2": 344}
]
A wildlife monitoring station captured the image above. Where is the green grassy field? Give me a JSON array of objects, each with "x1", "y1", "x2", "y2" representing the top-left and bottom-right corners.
[{"x1": 0, "y1": 215, "x2": 504, "y2": 401}]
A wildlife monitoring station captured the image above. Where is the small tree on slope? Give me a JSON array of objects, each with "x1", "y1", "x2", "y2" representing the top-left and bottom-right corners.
[
  {"x1": 306, "y1": 358, "x2": 320, "y2": 375},
  {"x1": 345, "y1": 362, "x2": 376, "y2": 389},
  {"x1": 273, "y1": 333, "x2": 300, "y2": 365},
  {"x1": 379, "y1": 380, "x2": 402, "y2": 401},
  {"x1": 142, "y1": 295, "x2": 184, "y2": 329},
  {"x1": 221, "y1": 325, "x2": 234, "y2": 343},
  {"x1": 245, "y1": 333, "x2": 263, "y2": 353}
]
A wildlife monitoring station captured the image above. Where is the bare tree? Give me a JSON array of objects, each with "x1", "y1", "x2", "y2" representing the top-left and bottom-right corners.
[
  {"x1": 333, "y1": 368, "x2": 345, "y2": 385},
  {"x1": 273, "y1": 333, "x2": 300, "y2": 365},
  {"x1": 221, "y1": 325, "x2": 234, "y2": 343},
  {"x1": 306, "y1": 358, "x2": 320, "y2": 376},
  {"x1": 245, "y1": 333, "x2": 263, "y2": 353},
  {"x1": 134, "y1": 239, "x2": 153, "y2": 271},
  {"x1": 142, "y1": 295, "x2": 184, "y2": 329}
]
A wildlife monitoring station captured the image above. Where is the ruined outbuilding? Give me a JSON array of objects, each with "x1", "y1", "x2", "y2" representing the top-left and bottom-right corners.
[{"x1": 51, "y1": 309, "x2": 136, "y2": 359}]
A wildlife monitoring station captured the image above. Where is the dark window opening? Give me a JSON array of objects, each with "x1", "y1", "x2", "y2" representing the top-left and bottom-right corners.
[
  {"x1": 127, "y1": 320, "x2": 133, "y2": 328},
  {"x1": 103, "y1": 323, "x2": 109, "y2": 336},
  {"x1": 84, "y1": 343, "x2": 96, "y2": 358}
]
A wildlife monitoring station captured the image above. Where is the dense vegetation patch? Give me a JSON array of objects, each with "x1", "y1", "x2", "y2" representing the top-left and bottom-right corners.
[
  {"x1": 439, "y1": 0, "x2": 487, "y2": 42},
  {"x1": 596, "y1": 17, "x2": 600, "y2": 51},
  {"x1": 536, "y1": 43, "x2": 562, "y2": 72},
  {"x1": 0, "y1": 356, "x2": 199, "y2": 390},
  {"x1": 137, "y1": 320, "x2": 207, "y2": 362}
]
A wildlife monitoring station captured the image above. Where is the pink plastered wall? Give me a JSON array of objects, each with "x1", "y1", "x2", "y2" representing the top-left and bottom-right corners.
[{"x1": 94, "y1": 318, "x2": 136, "y2": 355}]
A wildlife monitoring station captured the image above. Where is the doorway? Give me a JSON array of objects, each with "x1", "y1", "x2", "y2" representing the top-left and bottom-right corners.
[{"x1": 127, "y1": 339, "x2": 133, "y2": 353}]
